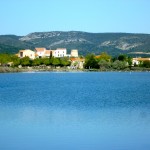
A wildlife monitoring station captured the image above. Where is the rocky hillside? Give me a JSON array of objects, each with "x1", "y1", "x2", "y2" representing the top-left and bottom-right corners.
[{"x1": 1, "y1": 31, "x2": 150, "y2": 56}]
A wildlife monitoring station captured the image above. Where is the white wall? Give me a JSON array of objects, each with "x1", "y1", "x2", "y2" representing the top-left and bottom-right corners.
[
  {"x1": 19, "y1": 50, "x2": 35, "y2": 59},
  {"x1": 53, "y1": 48, "x2": 67, "y2": 57}
]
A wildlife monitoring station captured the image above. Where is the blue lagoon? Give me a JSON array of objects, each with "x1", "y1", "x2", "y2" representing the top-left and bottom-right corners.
[{"x1": 0, "y1": 72, "x2": 150, "y2": 150}]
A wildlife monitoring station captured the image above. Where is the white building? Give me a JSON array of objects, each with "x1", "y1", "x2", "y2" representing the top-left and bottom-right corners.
[
  {"x1": 33, "y1": 48, "x2": 78, "y2": 58},
  {"x1": 44, "y1": 50, "x2": 53, "y2": 58},
  {"x1": 71, "y1": 49, "x2": 78, "y2": 57},
  {"x1": 35, "y1": 48, "x2": 46, "y2": 58},
  {"x1": 132, "y1": 58, "x2": 150, "y2": 66},
  {"x1": 18, "y1": 49, "x2": 35, "y2": 59},
  {"x1": 53, "y1": 48, "x2": 67, "y2": 57}
]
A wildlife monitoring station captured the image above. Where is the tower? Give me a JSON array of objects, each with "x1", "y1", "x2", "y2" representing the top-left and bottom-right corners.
[{"x1": 71, "y1": 49, "x2": 78, "y2": 57}]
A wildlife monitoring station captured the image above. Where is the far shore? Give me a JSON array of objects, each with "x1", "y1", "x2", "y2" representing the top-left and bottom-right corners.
[{"x1": 1, "y1": 66, "x2": 150, "y2": 73}]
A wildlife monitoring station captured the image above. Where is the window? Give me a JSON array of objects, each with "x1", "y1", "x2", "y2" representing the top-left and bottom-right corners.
[{"x1": 20, "y1": 52, "x2": 23, "y2": 57}]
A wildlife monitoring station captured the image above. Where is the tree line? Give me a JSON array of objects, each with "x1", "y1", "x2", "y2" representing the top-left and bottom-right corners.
[
  {"x1": 84, "y1": 52, "x2": 150, "y2": 70},
  {"x1": 0, "y1": 52, "x2": 150, "y2": 69},
  {"x1": 0, "y1": 54, "x2": 70, "y2": 67}
]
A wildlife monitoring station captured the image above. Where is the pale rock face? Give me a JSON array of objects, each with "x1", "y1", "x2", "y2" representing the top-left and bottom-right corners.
[
  {"x1": 49, "y1": 38, "x2": 91, "y2": 47},
  {"x1": 18, "y1": 32, "x2": 145, "y2": 54},
  {"x1": 19, "y1": 32, "x2": 62, "y2": 41},
  {"x1": 19, "y1": 31, "x2": 91, "y2": 45},
  {"x1": 100, "y1": 41, "x2": 115, "y2": 46},
  {"x1": 116, "y1": 42, "x2": 142, "y2": 50},
  {"x1": 99, "y1": 36, "x2": 143, "y2": 50}
]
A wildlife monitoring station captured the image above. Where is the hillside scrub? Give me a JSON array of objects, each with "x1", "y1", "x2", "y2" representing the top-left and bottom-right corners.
[{"x1": 1, "y1": 32, "x2": 150, "y2": 56}]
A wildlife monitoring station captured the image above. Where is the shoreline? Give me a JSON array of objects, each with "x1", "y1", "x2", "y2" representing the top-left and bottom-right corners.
[{"x1": 1, "y1": 66, "x2": 150, "y2": 73}]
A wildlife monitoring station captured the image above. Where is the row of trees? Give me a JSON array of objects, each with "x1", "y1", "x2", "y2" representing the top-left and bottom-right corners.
[
  {"x1": 0, "y1": 54, "x2": 71, "y2": 67},
  {"x1": 0, "y1": 52, "x2": 150, "y2": 69},
  {"x1": 84, "y1": 53, "x2": 133, "y2": 70},
  {"x1": 138, "y1": 60, "x2": 150, "y2": 68},
  {"x1": 20, "y1": 57, "x2": 71, "y2": 67},
  {"x1": 84, "y1": 52, "x2": 150, "y2": 69}
]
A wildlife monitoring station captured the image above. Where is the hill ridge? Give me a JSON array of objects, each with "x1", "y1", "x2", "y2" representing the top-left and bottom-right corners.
[{"x1": 0, "y1": 31, "x2": 150, "y2": 56}]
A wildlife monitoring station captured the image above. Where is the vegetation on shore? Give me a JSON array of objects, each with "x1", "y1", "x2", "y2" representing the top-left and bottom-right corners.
[
  {"x1": 0, "y1": 52, "x2": 150, "y2": 73},
  {"x1": 0, "y1": 54, "x2": 71, "y2": 67},
  {"x1": 84, "y1": 52, "x2": 150, "y2": 71}
]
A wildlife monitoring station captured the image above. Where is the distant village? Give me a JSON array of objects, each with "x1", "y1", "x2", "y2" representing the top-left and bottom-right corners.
[
  {"x1": 16, "y1": 48, "x2": 85, "y2": 69},
  {"x1": 16, "y1": 47, "x2": 150, "y2": 68},
  {"x1": 17, "y1": 48, "x2": 78, "y2": 59},
  {"x1": 0, "y1": 47, "x2": 150, "y2": 72}
]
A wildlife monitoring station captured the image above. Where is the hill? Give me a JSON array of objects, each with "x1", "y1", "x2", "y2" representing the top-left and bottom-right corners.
[{"x1": 0, "y1": 31, "x2": 150, "y2": 56}]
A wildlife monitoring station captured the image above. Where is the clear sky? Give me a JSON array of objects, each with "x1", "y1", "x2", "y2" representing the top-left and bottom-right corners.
[{"x1": 0, "y1": 0, "x2": 150, "y2": 35}]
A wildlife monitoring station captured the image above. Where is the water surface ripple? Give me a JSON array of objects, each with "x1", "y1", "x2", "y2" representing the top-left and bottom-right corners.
[{"x1": 0, "y1": 72, "x2": 150, "y2": 150}]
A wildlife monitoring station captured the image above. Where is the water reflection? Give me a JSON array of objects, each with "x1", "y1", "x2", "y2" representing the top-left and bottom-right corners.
[
  {"x1": 0, "y1": 105, "x2": 150, "y2": 150},
  {"x1": 0, "y1": 72, "x2": 150, "y2": 150}
]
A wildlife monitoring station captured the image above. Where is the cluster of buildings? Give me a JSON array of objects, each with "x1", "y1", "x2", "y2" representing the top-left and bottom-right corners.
[
  {"x1": 16, "y1": 48, "x2": 85, "y2": 69},
  {"x1": 17, "y1": 48, "x2": 79, "y2": 59},
  {"x1": 16, "y1": 48, "x2": 150, "y2": 68}
]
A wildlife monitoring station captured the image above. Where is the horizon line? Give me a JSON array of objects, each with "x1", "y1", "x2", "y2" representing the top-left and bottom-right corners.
[{"x1": 0, "y1": 31, "x2": 150, "y2": 36}]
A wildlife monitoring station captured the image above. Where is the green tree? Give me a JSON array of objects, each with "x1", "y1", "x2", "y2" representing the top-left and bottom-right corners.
[
  {"x1": 49, "y1": 57, "x2": 54, "y2": 65},
  {"x1": 142, "y1": 61, "x2": 150, "y2": 68},
  {"x1": 50, "y1": 51, "x2": 53, "y2": 59},
  {"x1": 11, "y1": 55, "x2": 20, "y2": 66},
  {"x1": 20, "y1": 56, "x2": 31, "y2": 66},
  {"x1": 97, "y1": 52, "x2": 111, "y2": 62},
  {"x1": 0, "y1": 54, "x2": 11, "y2": 65},
  {"x1": 112, "y1": 60, "x2": 127, "y2": 70},
  {"x1": 84, "y1": 53, "x2": 98, "y2": 69},
  {"x1": 41, "y1": 58, "x2": 50, "y2": 66},
  {"x1": 52, "y1": 58, "x2": 60, "y2": 67},
  {"x1": 98, "y1": 60, "x2": 111, "y2": 70},
  {"x1": 60, "y1": 57, "x2": 70, "y2": 66},
  {"x1": 32, "y1": 58, "x2": 41, "y2": 66},
  {"x1": 118, "y1": 55, "x2": 127, "y2": 61},
  {"x1": 127, "y1": 56, "x2": 132, "y2": 66}
]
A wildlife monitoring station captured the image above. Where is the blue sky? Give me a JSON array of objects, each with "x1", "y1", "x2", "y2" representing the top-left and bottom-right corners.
[{"x1": 0, "y1": 0, "x2": 150, "y2": 35}]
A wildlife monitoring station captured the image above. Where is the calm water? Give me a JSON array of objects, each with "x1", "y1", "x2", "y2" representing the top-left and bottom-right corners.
[{"x1": 0, "y1": 72, "x2": 150, "y2": 150}]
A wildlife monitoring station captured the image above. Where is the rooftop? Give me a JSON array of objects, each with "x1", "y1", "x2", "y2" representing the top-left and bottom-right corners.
[
  {"x1": 35, "y1": 48, "x2": 46, "y2": 52},
  {"x1": 133, "y1": 58, "x2": 150, "y2": 61}
]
